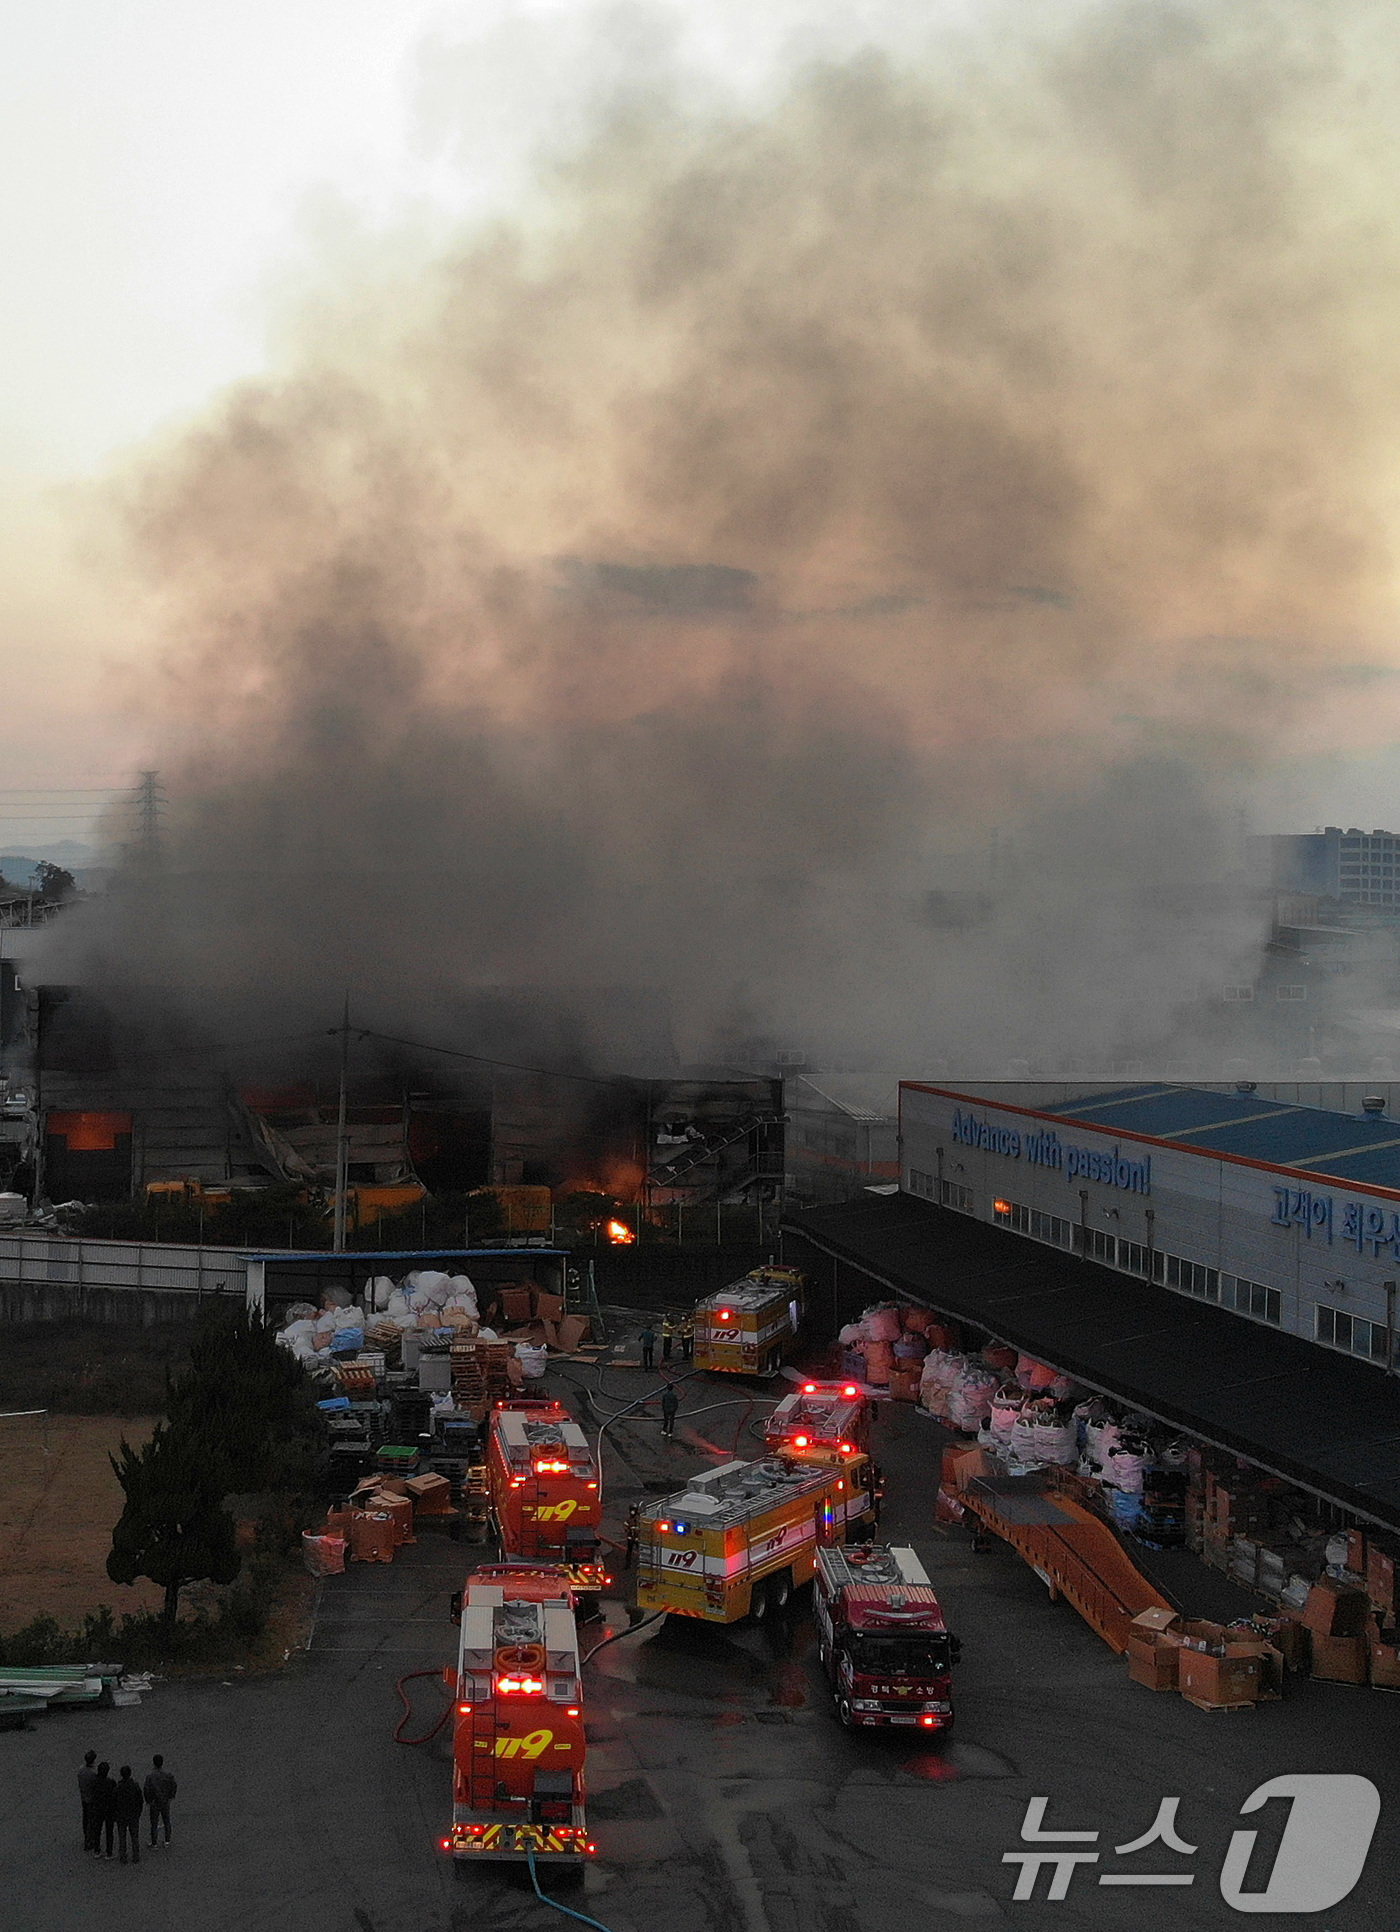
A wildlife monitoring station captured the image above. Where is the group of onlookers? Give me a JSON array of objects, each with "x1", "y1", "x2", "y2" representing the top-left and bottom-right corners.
[{"x1": 77, "y1": 1750, "x2": 177, "y2": 1864}]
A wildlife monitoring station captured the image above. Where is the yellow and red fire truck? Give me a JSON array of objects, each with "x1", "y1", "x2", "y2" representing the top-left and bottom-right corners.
[
  {"x1": 692, "y1": 1265, "x2": 806, "y2": 1375},
  {"x1": 636, "y1": 1452, "x2": 878, "y2": 1623},
  {"x1": 485, "y1": 1398, "x2": 610, "y2": 1601},
  {"x1": 813, "y1": 1543, "x2": 960, "y2": 1732},
  {"x1": 445, "y1": 1562, "x2": 595, "y2": 1870},
  {"x1": 763, "y1": 1381, "x2": 871, "y2": 1466}
]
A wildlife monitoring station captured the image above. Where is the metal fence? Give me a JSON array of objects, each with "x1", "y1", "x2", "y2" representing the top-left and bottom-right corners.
[{"x1": 0, "y1": 1232, "x2": 252, "y2": 1324}]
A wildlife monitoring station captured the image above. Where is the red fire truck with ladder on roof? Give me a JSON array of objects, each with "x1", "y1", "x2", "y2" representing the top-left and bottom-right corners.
[
  {"x1": 814, "y1": 1544, "x2": 961, "y2": 1731},
  {"x1": 763, "y1": 1380, "x2": 871, "y2": 1465},
  {"x1": 444, "y1": 1561, "x2": 595, "y2": 1873},
  {"x1": 485, "y1": 1398, "x2": 610, "y2": 1608}
]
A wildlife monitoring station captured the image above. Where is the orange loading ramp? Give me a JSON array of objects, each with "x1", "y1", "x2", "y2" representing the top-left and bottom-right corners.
[{"x1": 955, "y1": 1465, "x2": 1173, "y2": 1655}]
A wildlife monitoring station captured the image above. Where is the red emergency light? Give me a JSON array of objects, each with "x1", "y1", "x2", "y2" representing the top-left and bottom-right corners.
[
  {"x1": 839, "y1": 1442, "x2": 855, "y2": 1455},
  {"x1": 534, "y1": 1459, "x2": 569, "y2": 1474},
  {"x1": 921, "y1": 1715, "x2": 937, "y2": 1727},
  {"x1": 793, "y1": 1435, "x2": 809, "y2": 1447},
  {"x1": 658, "y1": 1521, "x2": 672, "y2": 1532},
  {"x1": 718, "y1": 1309, "x2": 733, "y2": 1322},
  {"x1": 497, "y1": 1675, "x2": 545, "y2": 1695},
  {"x1": 843, "y1": 1385, "x2": 858, "y2": 1397},
  {"x1": 457, "y1": 1702, "x2": 473, "y2": 1715},
  {"x1": 803, "y1": 1383, "x2": 816, "y2": 1393}
]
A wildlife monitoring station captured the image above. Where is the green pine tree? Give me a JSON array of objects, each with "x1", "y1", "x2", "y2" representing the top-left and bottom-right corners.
[
  {"x1": 165, "y1": 1303, "x2": 323, "y2": 1496},
  {"x1": 107, "y1": 1420, "x2": 241, "y2": 1628}
]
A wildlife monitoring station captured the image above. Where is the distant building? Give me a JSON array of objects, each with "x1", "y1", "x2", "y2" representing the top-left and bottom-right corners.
[{"x1": 1251, "y1": 827, "x2": 1400, "y2": 909}]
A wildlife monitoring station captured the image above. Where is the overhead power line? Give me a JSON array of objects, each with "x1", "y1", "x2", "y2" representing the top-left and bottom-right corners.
[{"x1": 350, "y1": 1025, "x2": 638, "y2": 1088}]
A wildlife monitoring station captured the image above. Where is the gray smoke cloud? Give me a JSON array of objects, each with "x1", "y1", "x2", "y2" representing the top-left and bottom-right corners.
[{"x1": 57, "y1": 1, "x2": 1400, "y2": 1081}]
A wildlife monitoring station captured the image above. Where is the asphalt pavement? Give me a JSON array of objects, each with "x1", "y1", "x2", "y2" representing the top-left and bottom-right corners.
[{"x1": 4, "y1": 1346, "x2": 1399, "y2": 1931}]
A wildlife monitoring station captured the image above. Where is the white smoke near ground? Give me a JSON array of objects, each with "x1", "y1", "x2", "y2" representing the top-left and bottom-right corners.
[{"x1": 53, "y1": 0, "x2": 1400, "y2": 1081}]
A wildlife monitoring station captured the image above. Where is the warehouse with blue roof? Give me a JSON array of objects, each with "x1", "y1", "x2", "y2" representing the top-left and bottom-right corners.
[{"x1": 784, "y1": 1080, "x2": 1400, "y2": 1531}]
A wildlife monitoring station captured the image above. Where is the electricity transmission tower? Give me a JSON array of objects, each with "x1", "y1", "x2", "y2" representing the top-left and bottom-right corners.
[{"x1": 135, "y1": 771, "x2": 165, "y2": 863}]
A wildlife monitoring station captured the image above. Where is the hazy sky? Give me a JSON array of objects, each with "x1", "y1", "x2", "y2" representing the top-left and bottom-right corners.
[
  {"x1": 0, "y1": 0, "x2": 957, "y2": 821},
  {"x1": 6, "y1": 0, "x2": 1400, "y2": 850}
]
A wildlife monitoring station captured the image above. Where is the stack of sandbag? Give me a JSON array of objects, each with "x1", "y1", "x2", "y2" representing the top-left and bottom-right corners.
[
  {"x1": 947, "y1": 1361, "x2": 1000, "y2": 1434},
  {"x1": 918, "y1": 1348, "x2": 967, "y2": 1418},
  {"x1": 515, "y1": 1341, "x2": 549, "y2": 1381},
  {"x1": 986, "y1": 1383, "x2": 1024, "y2": 1449}
]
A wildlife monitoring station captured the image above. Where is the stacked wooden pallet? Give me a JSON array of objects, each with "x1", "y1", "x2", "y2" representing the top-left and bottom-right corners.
[{"x1": 450, "y1": 1339, "x2": 513, "y2": 1419}]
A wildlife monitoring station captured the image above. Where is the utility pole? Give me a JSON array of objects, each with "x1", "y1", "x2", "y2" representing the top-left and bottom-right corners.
[{"x1": 333, "y1": 993, "x2": 350, "y2": 1254}]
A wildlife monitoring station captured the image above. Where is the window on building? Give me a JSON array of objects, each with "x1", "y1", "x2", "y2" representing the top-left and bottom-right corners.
[
  {"x1": 1316, "y1": 1303, "x2": 1391, "y2": 1363},
  {"x1": 1276, "y1": 985, "x2": 1308, "y2": 1002},
  {"x1": 1118, "y1": 1240, "x2": 1149, "y2": 1276},
  {"x1": 907, "y1": 1168, "x2": 934, "y2": 1199},
  {"x1": 1228, "y1": 1277, "x2": 1282, "y2": 1325},
  {"x1": 938, "y1": 1179, "x2": 973, "y2": 1213},
  {"x1": 1083, "y1": 1227, "x2": 1117, "y2": 1265},
  {"x1": 1160, "y1": 1252, "x2": 1221, "y2": 1301},
  {"x1": 1222, "y1": 985, "x2": 1254, "y2": 1002},
  {"x1": 991, "y1": 1197, "x2": 1072, "y2": 1248}
]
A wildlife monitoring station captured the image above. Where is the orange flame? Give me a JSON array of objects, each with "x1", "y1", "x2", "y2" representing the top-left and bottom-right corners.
[{"x1": 606, "y1": 1218, "x2": 636, "y2": 1245}]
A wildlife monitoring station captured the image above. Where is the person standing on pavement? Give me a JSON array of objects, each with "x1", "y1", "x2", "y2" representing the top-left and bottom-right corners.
[
  {"x1": 638, "y1": 1325, "x2": 656, "y2": 1371},
  {"x1": 78, "y1": 1750, "x2": 98, "y2": 1853},
  {"x1": 112, "y1": 1766, "x2": 144, "y2": 1864},
  {"x1": 623, "y1": 1500, "x2": 641, "y2": 1568},
  {"x1": 92, "y1": 1761, "x2": 116, "y2": 1859},
  {"x1": 680, "y1": 1314, "x2": 694, "y2": 1362},
  {"x1": 660, "y1": 1384, "x2": 680, "y2": 1439},
  {"x1": 661, "y1": 1315, "x2": 675, "y2": 1362},
  {"x1": 144, "y1": 1754, "x2": 177, "y2": 1847}
]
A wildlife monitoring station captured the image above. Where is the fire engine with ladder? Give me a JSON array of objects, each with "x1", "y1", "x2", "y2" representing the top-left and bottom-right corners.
[
  {"x1": 445, "y1": 1562, "x2": 595, "y2": 1873},
  {"x1": 485, "y1": 1398, "x2": 610, "y2": 1605}
]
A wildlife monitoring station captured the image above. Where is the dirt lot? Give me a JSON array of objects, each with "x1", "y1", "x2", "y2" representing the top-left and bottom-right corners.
[{"x1": 0, "y1": 1413, "x2": 164, "y2": 1631}]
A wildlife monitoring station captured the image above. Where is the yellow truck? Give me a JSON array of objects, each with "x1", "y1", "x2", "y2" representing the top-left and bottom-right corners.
[
  {"x1": 636, "y1": 1453, "x2": 878, "y2": 1623},
  {"x1": 691, "y1": 1266, "x2": 806, "y2": 1375}
]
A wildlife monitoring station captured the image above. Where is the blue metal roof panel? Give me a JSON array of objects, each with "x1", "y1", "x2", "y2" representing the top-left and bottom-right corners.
[
  {"x1": 1039, "y1": 1084, "x2": 1400, "y2": 1182},
  {"x1": 1307, "y1": 1147, "x2": 1400, "y2": 1189},
  {"x1": 1045, "y1": 1086, "x2": 1300, "y2": 1139}
]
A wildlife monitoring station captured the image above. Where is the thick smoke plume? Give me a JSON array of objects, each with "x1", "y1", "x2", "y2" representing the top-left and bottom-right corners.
[{"x1": 64, "y1": 1, "x2": 1400, "y2": 1079}]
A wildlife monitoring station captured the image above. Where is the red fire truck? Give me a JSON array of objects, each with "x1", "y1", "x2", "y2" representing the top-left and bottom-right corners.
[
  {"x1": 445, "y1": 1562, "x2": 595, "y2": 1871},
  {"x1": 763, "y1": 1381, "x2": 871, "y2": 1466},
  {"x1": 485, "y1": 1398, "x2": 609, "y2": 1603},
  {"x1": 813, "y1": 1544, "x2": 960, "y2": 1731}
]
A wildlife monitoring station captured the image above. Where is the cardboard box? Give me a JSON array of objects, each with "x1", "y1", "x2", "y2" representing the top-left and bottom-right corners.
[
  {"x1": 406, "y1": 1471, "x2": 454, "y2": 1516},
  {"x1": 1366, "y1": 1544, "x2": 1396, "y2": 1619},
  {"x1": 888, "y1": 1369, "x2": 921, "y2": 1402},
  {"x1": 1303, "y1": 1579, "x2": 1371, "y2": 1638},
  {"x1": 1177, "y1": 1644, "x2": 1263, "y2": 1709},
  {"x1": 535, "y1": 1291, "x2": 565, "y2": 1323},
  {"x1": 1128, "y1": 1638, "x2": 1181, "y2": 1692},
  {"x1": 1309, "y1": 1632, "x2": 1368, "y2": 1684},
  {"x1": 1253, "y1": 1614, "x2": 1310, "y2": 1671},
  {"x1": 499, "y1": 1286, "x2": 534, "y2": 1324},
  {"x1": 556, "y1": 1314, "x2": 592, "y2": 1353},
  {"x1": 1348, "y1": 1529, "x2": 1367, "y2": 1577},
  {"x1": 1367, "y1": 1619, "x2": 1400, "y2": 1690}
]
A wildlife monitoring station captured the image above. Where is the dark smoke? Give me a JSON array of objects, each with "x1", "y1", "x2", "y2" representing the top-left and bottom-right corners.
[{"x1": 60, "y1": 2, "x2": 1400, "y2": 1078}]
